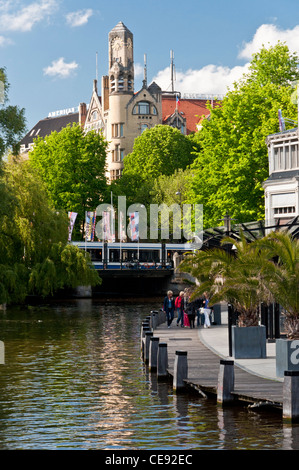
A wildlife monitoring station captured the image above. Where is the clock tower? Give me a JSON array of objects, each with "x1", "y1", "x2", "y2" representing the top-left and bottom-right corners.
[{"x1": 109, "y1": 21, "x2": 134, "y2": 94}]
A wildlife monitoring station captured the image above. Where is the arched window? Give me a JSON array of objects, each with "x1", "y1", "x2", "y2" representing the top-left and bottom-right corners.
[
  {"x1": 133, "y1": 101, "x2": 150, "y2": 115},
  {"x1": 118, "y1": 74, "x2": 124, "y2": 91},
  {"x1": 110, "y1": 75, "x2": 116, "y2": 92},
  {"x1": 128, "y1": 75, "x2": 133, "y2": 90},
  {"x1": 140, "y1": 124, "x2": 148, "y2": 134}
]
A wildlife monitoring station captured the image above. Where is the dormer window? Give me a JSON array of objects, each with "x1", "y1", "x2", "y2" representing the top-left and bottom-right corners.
[
  {"x1": 133, "y1": 101, "x2": 157, "y2": 115},
  {"x1": 133, "y1": 101, "x2": 150, "y2": 115}
]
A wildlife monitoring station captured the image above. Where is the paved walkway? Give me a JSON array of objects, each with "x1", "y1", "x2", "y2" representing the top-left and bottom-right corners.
[{"x1": 198, "y1": 324, "x2": 282, "y2": 383}]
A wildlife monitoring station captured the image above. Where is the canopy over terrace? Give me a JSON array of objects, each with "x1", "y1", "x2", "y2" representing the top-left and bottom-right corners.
[{"x1": 201, "y1": 214, "x2": 299, "y2": 248}]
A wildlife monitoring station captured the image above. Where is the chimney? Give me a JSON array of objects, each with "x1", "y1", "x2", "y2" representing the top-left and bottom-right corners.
[{"x1": 79, "y1": 102, "x2": 87, "y2": 128}]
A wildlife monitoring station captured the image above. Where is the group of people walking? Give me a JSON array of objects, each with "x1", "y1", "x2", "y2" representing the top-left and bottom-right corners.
[{"x1": 163, "y1": 289, "x2": 212, "y2": 329}]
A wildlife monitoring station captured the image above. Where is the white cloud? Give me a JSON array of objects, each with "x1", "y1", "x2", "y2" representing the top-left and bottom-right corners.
[
  {"x1": 238, "y1": 23, "x2": 299, "y2": 60},
  {"x1": 153, "y1": 63, "x2": 250, "y2": 96},
  {"x1": 66, "y1": 8, "x2": 93, "y2": 27},
  {"x1": 134, "y1": 63, "x2": 144, "y2": 78},
  {"x1": 43, "y1": 57, "x2": 78, "y2": 79},
  {"x1": 153, "y1": 23, "x2": 299, "y2": 96},
  {"x1": 0, "y1": 35, "x2": 13, "y2": 46},
  {"x1": 0, "y1": 0, "x2": 58, "y2": 32}
]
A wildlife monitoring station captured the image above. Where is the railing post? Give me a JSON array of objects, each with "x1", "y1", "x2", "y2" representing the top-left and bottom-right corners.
[
  {"x1": 283, "y1": 371, "x2": 299, "y2": 422},
  {"x1": 217, "y1": 359, "x2": 235, "y2": 404},
  {"x1": 149, "y1": 337, "x2": 159, "y2": 371},
  {"x1": 173, "y1": 350, "x2": 188, "y2": 391},
  {"x1": 157, "y1": 343, "x2": 168, "y2": 379}
]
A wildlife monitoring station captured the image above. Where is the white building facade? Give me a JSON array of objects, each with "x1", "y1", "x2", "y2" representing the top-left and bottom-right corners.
[{"x1": 264, "y1": 128, "x2": 299, "y2": 226}]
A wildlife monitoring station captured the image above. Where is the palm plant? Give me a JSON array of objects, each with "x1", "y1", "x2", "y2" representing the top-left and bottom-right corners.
[
  {"x1": 255, "y1": 231, "x2": 299, "y2": 339},
  {"x1": 180, "y1": 231, "x2": 273, "y2": 327}
]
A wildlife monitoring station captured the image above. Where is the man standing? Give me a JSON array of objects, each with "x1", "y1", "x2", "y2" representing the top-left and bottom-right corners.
[{"x1": 163, "y1": 290, "x2": 175, "y2": 328}]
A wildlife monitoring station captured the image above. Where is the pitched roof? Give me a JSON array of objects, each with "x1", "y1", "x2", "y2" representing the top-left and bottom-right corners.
[
  {"x1": 162, "y1": 96, "x2": 216, "y2": 134},
  {"x1": 20, "y1": 112, "x2": 79, "y2": 147}
]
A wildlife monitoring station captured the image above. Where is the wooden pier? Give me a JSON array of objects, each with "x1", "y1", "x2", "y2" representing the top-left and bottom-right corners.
[{"x1": 153, "y1": 322, "x2": 284, "y2": 409}]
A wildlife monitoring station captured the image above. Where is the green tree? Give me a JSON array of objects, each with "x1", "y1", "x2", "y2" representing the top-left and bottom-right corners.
[
  {"x1": 124, "y1": 125, "x2": 196, "y2": 179},
  {"x1": 0, "y1": 67, "x2": 26, "y2": 158},
  {"x1": 2, "y1": 159, "x2": 68, "y2": 266},
  {"x1": 29, "y1": 124, "x2": 108, "y2": 238},
  {"x1": 0, "y1": 160, "x2": 100, "y2": 303},
  {"x1": 118, "y1": 125, "x2": 198, "y2": 205},
  {"x1": 185, "y1": 43, "x2": 299, "y2": 228},
  {"x1": 29, "y1": 242, "x2": 101, "y2": 298}
]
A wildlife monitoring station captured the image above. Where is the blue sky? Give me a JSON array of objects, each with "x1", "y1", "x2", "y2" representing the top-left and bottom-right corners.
[{"x1": 1, "y1": 0, "x2": 299, "y2": 132}]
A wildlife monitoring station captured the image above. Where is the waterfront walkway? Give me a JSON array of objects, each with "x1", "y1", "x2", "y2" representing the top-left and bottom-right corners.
[{"x1": 153, "y1": 322, "x2": 284, "y2": 407}]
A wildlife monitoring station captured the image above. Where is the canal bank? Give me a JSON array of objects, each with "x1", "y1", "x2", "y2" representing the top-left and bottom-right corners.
[{"x1": 146, "y1": 309, "x2": 299, "y2": 422}]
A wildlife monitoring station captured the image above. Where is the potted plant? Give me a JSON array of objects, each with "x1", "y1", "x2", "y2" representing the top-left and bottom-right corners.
[
  {"x1": 256, "y1": 231, "x2": 299, "y2": 377},
  {"x1": 180, "y1": 231, "x2": 271, "y2": 358}
]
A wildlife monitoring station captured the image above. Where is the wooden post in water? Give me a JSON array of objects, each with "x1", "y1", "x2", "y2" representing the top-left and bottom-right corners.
[
  {"x1": 173, "y1": 350, "x2": 188, "y2": 391},
  {"x1": 283, "y1": 371, "x2": 299, "y2": 422},
  {"x1": 149, "y1": 337, "x2": 159, "y2": 371},
  {"x1": 157, "y1": 343, "x2": 168, "y2": 379},
  {"x1": 217, "y1": 359, "x2": 235, "y2": 404}
]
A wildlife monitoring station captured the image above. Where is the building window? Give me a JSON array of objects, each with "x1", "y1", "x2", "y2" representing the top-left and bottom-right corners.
[
  {"x1": 110, "y1": 169, "x2": 122, "y2": 180},
  {"x1": 133, "y1": 101, "x2": 150, "y2": 115},
  {"x1": 110, "y1": 75, "x2": 116, "y2": 92},
  {"x1": 140, "y1": 124, "x2": 148, "y2": 134},
  {"x1": 273, "y1": 143, "x2": 299, "y2": 171},
  {"x1": 112, "y1": 123, "x2": 124, "y2": 138},
  {"x1": 274, "y1": 206, "x2": 296, "y2": 215},
  {"x1": 128, "y1": 75, "x2": 133, "y2": 90}
]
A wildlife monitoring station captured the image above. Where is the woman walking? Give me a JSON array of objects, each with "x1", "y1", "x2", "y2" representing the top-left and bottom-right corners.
[
  {"x1": 203, "y1": 292, "x2": 211, "y2": 328},
  {"x1": 163, "y1": 290, "x2": 175, "y2": 328},
  {"x1": 175, "y1": 291, "x2": 184, "y2": 327}
]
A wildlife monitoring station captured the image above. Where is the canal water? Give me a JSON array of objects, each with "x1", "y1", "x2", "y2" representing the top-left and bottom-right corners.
[{"x1": 0, "y1": 299, "x2": 298, "y2": 451}]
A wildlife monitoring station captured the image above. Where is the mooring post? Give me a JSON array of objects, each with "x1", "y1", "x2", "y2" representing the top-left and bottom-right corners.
[
  {"x1": 149, "y1": 337, "x2": 159, "y2": 371},
  {"x1": 0, "y1": 341, "x2": 4, "y2": 365},
  {"x1": 283, "y1": 371, "x2": 299, "y2": 422},
  {"x1": 217, "y1": 359, "x2": 235, "y2": 404},
  {"x1": 144, "y1": 331, "x2": 153, "y2": 364},
  {"x1": 157, "y1": 342, "x2": 168, "y2": 379},
  {"x1": 173, "y1": 350, "x2": 188, "y2": 391},
  {"x1": 140, "y1": 325, "x2": 151, "y2": 354}
]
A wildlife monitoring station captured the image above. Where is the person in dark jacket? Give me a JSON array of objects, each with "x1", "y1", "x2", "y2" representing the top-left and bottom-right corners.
[{"x1": 163, "y1": 290, "x2": 175, "y2": 328}]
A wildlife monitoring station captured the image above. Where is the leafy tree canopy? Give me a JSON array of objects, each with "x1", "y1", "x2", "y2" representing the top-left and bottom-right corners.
[
  {"x1": 0, "y1": 68, "x2": 26, "y2": 159},
  {"x1": 185, "y1": 42, "x2": 299, "y2": 228},
  {"x1": 29, "y1": 124, "x2": 108, "y2": 238},
  {"x1": 114, "y1": 125, "x2": 199, "y2": 206}
]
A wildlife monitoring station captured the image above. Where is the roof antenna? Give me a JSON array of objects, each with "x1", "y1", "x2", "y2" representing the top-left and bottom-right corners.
[
  {"x1": 96, "y1": 51, "x2": 98, "y2": 82},
  {"x1": 170, "y1": 50, "x2": 175, "y2": 93},
  {"x1": 143, "y1": 53, "x2": 147, "y2": 88}
]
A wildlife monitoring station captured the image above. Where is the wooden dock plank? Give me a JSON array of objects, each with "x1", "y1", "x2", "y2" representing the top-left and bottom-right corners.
[{"x1": 154, "y1": 323, "x2": 284, "y2": 406}]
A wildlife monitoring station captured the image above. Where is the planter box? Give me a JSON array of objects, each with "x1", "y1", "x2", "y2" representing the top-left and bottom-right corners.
[
  {"x1": 276, "y1": 338, "x2": 299, "y2": 378},
  {"x1": 232, "y1": 325, "x2": 266, "y2": 359}
]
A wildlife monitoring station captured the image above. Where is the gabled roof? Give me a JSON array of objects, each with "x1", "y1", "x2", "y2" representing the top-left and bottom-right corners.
[
  {"x1": 20, "y1": 113, "x2": 79, "y2": 146},
  {"x1": 162, "y1": 96, "x2": 215, "y2": 134}
]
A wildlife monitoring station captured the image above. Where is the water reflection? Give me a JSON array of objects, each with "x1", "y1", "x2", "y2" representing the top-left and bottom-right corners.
[{"x1": 0, "y1": 299, "x2": 298, "y2": 450}]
